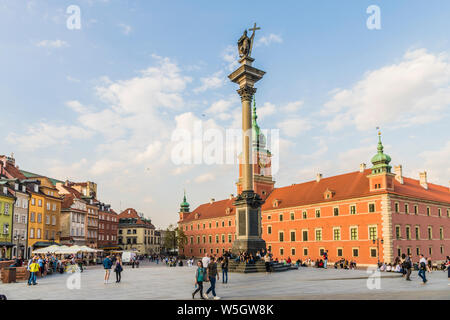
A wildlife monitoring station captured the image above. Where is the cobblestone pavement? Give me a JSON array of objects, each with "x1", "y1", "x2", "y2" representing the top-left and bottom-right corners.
[{"x1": 0, "y1": 262, "x2": 448, "y2": 300}]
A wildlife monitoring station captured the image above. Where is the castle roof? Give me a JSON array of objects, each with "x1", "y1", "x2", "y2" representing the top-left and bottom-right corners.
[{"x1": 180, "y1": 170, "x2": 450, "y2": 222}]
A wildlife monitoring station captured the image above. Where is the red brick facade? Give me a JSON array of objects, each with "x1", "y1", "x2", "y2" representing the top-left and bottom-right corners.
[{"x1": 97, "y1": 204, "x2": 119, "y2": 249}]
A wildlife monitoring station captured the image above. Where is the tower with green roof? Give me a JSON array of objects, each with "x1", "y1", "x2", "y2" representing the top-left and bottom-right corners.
[
  {"x1": 179, "y1": 190, "x2": 190, "y2": 213},
  {"x1": 367, "y1": 132, "x2": 395, "y2": 192}
]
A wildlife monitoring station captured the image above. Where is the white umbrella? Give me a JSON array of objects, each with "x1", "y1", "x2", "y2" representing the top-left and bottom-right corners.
[
  {"x1": 32, "y1": 245, "x2": 61, "y2": 254},
  {"x1": 54, "y1": 245, "x2": 80, "y2": 255},
  {"x1": 79, "y1": 246, "x2": 97, "y2": 253}
]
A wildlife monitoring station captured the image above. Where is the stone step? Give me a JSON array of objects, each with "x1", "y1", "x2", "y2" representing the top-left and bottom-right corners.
[{"x1": 218, "y1": 260, "x2": 297, "y2": 273}]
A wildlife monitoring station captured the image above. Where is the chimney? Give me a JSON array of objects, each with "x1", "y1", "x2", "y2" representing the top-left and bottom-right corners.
[
  {"x1": 359, "y1": 163, "x2": 366, "y2": 173},
  {"x1": 210, "y1": 198, "x2": 215, "y2": 204},
  {"x1": 419, "y1": 171, "x2": 428, "y2": 189},
  {"x1": 229, "y1": 194, "x2": 234, "y2": 200},
  {"x1": 316, "y1": 173, "x2": 322, "y2": 182},
  {"x1": 394, "y1": 165, "x2": 403, "y2": 184}
]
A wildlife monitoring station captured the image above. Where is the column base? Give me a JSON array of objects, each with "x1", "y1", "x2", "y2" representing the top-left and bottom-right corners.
[{"x1": 231, "y1": 238, "x2": 266, "y2": 256}]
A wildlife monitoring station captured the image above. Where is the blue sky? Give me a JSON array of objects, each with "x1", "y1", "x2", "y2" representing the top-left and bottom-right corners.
[{"x1": 1, "y1": 0, "x2": 449, "y2": 228}]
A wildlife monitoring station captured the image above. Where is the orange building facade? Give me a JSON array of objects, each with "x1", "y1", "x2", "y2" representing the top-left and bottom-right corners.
[{"x1": 178, "y1": 106, "x2": 450, "y2": 266}]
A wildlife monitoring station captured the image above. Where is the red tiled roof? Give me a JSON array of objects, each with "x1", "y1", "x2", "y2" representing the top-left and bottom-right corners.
[
  {"x1": 3, "y1": 163, "x2": 26, "y2": 179},
  {"x1": 118, "y1": 208, "x2": 140, "y2": 219},
  {"x1": 62, "y1": 185, "x2": 83, "y2": 199},
  {"x1": 182, "y1": 198, "x2": 235, "y2": 222},
  {"x1": 182, "y1": 170, "x2": 450, "y2": 221},
  {"x1": 118, "y1": 208, "x2": 154, "y2": 227},
  {"x1": 262, "y1": 169, "x2": 377, "y2": 211},
  {"x1": 61, "y1": 193, "x2": 75, "y2": 209},
  {"x1": 391, "y1": 177, "x2": 450, "y2": 204}
]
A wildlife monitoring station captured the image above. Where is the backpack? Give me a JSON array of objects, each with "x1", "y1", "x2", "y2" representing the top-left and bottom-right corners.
[{"x1": 420, "y1": 262, "x2": 426, "y2": 270}]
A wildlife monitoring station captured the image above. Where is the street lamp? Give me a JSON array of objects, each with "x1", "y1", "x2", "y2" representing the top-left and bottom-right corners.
[{"x1": 372, "y1": 238, "x2": 384, "y2": 265}]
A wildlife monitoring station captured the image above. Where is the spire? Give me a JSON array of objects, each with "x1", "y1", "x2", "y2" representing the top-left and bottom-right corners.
[
  {"x1": 180, "y1": 190, "x2": 190, "y2": 213},
  {"x1": 252, "y1": 96, "x2": 258, "y2": 127},
  {"x1": 251, "y1": 95, "x2": 266, "y2": 149},
  {"x1": 370, "y1": 131, "x2": 392, "y2": 174}
]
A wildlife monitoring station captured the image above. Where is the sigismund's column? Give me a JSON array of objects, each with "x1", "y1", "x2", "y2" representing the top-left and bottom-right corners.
[{"x1": 229, "y1": 25, "x2": 266, "y2": 255}]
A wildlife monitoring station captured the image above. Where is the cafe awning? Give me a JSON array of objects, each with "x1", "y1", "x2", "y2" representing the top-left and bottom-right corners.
[{"x1": 0, "y1": 242, "x2": 14, "y2": 247}]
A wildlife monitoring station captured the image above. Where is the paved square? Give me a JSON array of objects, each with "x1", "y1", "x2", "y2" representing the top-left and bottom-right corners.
[{"x1": 0, "y1": 262, "x2": 448, "y2": 300}]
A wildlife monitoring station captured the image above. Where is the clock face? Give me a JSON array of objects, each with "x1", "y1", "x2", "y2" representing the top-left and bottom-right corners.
[{"x1": 258, "y1": 156, "x2": 269, "y2": 168}]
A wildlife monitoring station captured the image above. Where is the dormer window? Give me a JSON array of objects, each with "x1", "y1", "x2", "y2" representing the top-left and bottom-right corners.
[
  {"x1": 14, "y1": 183, "x2": 19, "y2": 190},
  {"x1": 273, "y1": 199, "x2": 280, "y2": 208},
  {"x1": 195, "y1": 213, "x2": 199, "y2": 219},
  {"x1": 323, "y1": 189, "x2": 335, "y2": 200},
  {"x1": 225, "y1": 208, "x2": 231, "y2": 215},
  {"x1": 34, "y1": 185, "x2": 39, "y2": 193}
]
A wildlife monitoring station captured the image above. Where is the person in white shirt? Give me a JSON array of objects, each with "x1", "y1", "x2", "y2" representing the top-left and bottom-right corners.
[
  {"x1": 386, "y1": 264, "x2": 392, "y2": 272},
  {"x1": 380, "y1": 263, "x2": 386, "y2": 271},
  {"x1": 202, "y1": 253, "x2": 210, "y2": 269},
  {"x1": 418, "y1": 254, "x2": 428, "y2": 284}
]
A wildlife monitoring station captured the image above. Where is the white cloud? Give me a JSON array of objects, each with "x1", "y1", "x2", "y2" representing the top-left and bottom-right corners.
[
  {"x1": 89, "y1": 158, "x2": 123, "y2": 175},
  {"x1": 118, "y1": 23, "x2": 132, "y2": 35},
  {"x1": 171, "y1": 165, "x2": 194, "y2": 175},
  {"x1": 133, "y1": 141, "x2": 162, "y2": 164},
  {"x1": 419, "y1": 141, "x2": 450, "y2": 185},
  {"x1": 36, "y1": 39, "x2": 69, "y2": 48},
  {"x1": 255, "y1": 34, "x2": 283, "y2": 47},
  {"x1": 222, "y1": 45, "x2": 239, "y2": 71},
  {"x1": 194, "y1": 173, "x2": 215, "y2": 183},
  {"x1": 282, "y1": 101, "x2": 304, "y2": 113},
  {"x1": 66, "y1": 100, "x2": 89, "y2": 114},
  {"x1": 257, "y1": 102, "x2": 276, "y2": 119},
  {"x1": 277, "y1": 117, "x2": 313, "y2": 138},
  {"x1": 7, "y1": 124, "x2": 92, "y2": 151},
  {"x1": 194, "y1": 71, "x2": 226, "y2": 93},
  {"x1": 205, "y1": 96, "x2": 239, "y2": 121},
  {"x1": 323, "y1": 49, "x2": 450, "y2": 131}
]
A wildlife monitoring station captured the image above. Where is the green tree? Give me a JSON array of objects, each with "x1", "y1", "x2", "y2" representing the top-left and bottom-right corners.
[{"x1": 163, "y1": 224, "x2": 187, "y2": 254}]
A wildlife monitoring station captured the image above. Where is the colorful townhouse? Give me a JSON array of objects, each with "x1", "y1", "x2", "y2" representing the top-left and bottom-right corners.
[
  {"x1": 9, "y1": 179, "x2": 30, "y2": 258},
  {"x1": 67, "y1": 181, "x2": 99, "y2": 248},
  {"x1": 0, "y1": 180, "x2": 15, "y2": 259},
  {"x1": 118, "y1": 208, "x2": 160, "y2": 255},
  {"x1": 56, "y1": 182, "x2": 88, "y2": 246}
]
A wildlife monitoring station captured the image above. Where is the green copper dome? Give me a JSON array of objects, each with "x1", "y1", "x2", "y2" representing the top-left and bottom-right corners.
[
  {"x1": 370, "y1": 133, "x2": 392, "y2": 174},
  {"x1": 180, "y1": 190, "x2": 190, "y2": 212}
]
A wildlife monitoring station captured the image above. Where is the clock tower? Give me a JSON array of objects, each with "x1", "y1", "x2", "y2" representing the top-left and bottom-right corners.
[{"x1": 236, "y1": 97, "x2": 275, "y2": 200}]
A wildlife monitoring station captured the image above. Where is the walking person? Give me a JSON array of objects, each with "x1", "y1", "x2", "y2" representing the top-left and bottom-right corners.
[
  {"x1": 204, "y1": 256, "x2": 220, "y2": 300},
  {"x1": 323, "y1": 250, "x2": 328, "y2": 269},
  {"x1": 418, "y1": 254, "x2": 428, "y2": 284},
  {"x1": 114, "y1": 256, "x2": 123, "y2": 283},
  {"x1": 202, "y1": 253, "x2": 210, "y2": 269},
  {"x1": 192, "y1": 261, "x2": 206, "y2": 299},
  {"x1": 264, "y1": 253, "x2": 272, "y2": 274},
  {"x1": 28, "y1": 258, "x2": 39, "y2": 286},
  {"x1": 103, "y1": 255, "x2": 113, "y2": 284},
  {"x1": 221, "y1": 255, "x2": 229, "y2": 284},
  {"x1": 405, "y1": 254, "x2": 412, "y2": 281}
]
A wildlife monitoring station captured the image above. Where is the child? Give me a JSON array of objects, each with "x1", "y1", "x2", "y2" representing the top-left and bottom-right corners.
[{"x1": 28, "y1": 258, "x2": 40, "y2": 286}]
